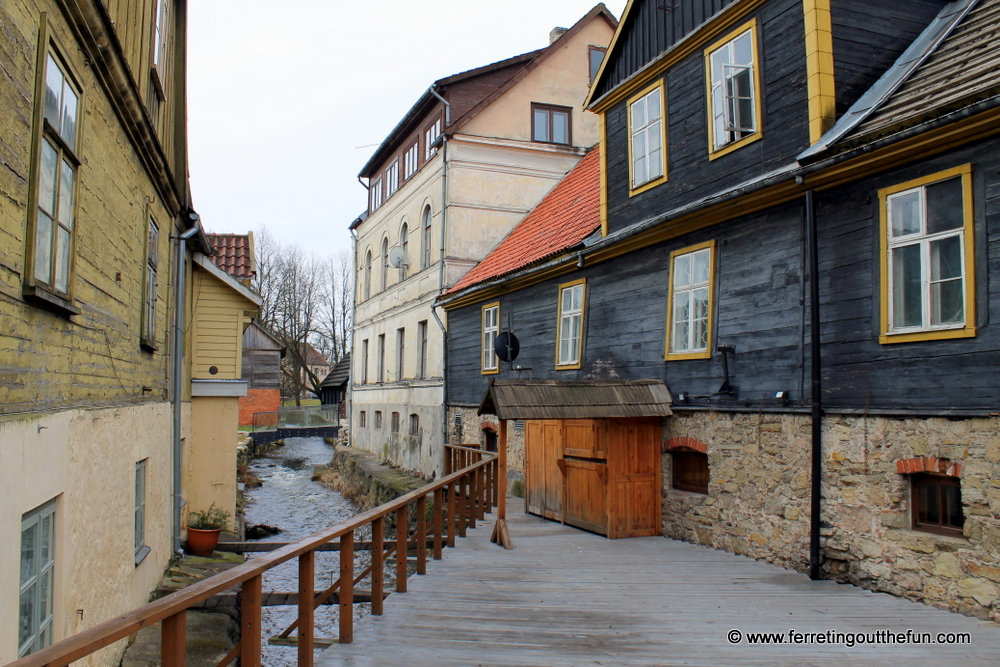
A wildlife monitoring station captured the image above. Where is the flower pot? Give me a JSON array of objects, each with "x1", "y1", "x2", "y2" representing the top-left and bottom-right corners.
[{"x1": 185, "y1": 527, "x2": 221, "y2": 557}]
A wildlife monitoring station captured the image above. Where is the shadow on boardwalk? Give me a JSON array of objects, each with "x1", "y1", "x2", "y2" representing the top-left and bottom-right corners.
[{"x1": 317, "y1": 497, "x2": 1000, "y2": 666}]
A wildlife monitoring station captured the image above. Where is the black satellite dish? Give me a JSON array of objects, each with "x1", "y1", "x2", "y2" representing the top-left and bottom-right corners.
[{"x1": 494, "y1": 332, "x2": 520, "y2": 363}]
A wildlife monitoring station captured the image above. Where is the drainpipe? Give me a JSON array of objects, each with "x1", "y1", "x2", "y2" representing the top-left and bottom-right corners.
[
  {"x1": 431, "y1": 123, "x2": 450, "y2": 453},
  {"x1": 805, "y1": 190, "x2": 823, "y2": 580},
  {"x1": 172, "y1": 214, "x2": 200, "y2": 556},
  {"x1": 429, "y1": 85, "x2": 451, "y2": 127},
  {"x1": 348, "y1": 224, "x2": 359, "y2": 448}
]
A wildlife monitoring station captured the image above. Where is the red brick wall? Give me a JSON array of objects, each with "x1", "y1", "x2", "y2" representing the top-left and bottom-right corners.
[{"x1": 239, "y1": 388, "x2": 281, "y2": 427}]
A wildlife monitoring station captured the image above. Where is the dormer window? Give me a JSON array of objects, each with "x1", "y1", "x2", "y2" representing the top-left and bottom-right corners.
[
  {"x1": 532, "y1": 103, "x2": 571, "y2": 145},
  {"x1": 706, "y1": 21, "x2": 762, "y2": 159}
]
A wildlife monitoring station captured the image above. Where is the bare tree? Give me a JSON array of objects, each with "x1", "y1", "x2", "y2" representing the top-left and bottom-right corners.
[{"x1": 252, "y1": 227, "x2": 353, "y2": 405}]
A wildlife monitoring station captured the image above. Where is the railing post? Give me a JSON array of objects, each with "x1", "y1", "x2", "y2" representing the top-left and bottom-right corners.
[
  {"x1": 371, "y1": 517, "x2": 385, "y2": 615},
  {"x1": 469, "y1": 469, "x2": 478, "y2": 530},
  {"x1": 416, "y1": 495, "x2": 428, "y2": 575},
  {"x1": 433, "y1": 488, "x2": 443, "y2": 559},
  {"x1": 444, "y1": 447, "x2": 452, "y2": 476},
  {"x1": 478, "y1": 465, "x2": 487, "y2": 520},
  {"x1": 161, "y1": 610, "x2": 186, "y2": 667},
  {"x1": 241, "y1": 575, "x2": 263, "y2": 667},
  {"x1": 458, "y1": 474, "x2": 468, "y2": 538},
  {"x1": 340, "y1": 530, "x2": 354, "y2": 644},
  {"x1": 447, "y1": 483, "x2": 457, "y2": 548},
  {"x1": 396, "y1": 505, "x2": 408, "y2": 593},
  {"x1": 298, "y1": 550, "x2": 315, "y2": 666}
]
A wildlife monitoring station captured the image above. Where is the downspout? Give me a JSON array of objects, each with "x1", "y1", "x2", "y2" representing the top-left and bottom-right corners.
[
  {"x1": 430, "y1": 108, "x2": 450, "y2": 451},
  {"x1": 348, "y1": 224, "x2": 359, "y2": 449},
  {"x1": 805, "y1": 190, "x2": 823, "y2": 580},
  {"x1": 172, "y1": 214, "x2": 200, "y2": 556}
]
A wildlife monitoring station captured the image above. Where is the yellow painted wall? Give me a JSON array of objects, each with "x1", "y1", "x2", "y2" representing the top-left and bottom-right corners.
[
  {"x1": 190, "y1": 267, "x2": 253, "y2": 380},
  {"x1": 461, "y1": 17, "x2": 614, "y2": 145},
  {"x1": 186, "y1": 396, "x2": 240, "y2": 522},
  {"x1": 0, "y1": 404, "x2": 174, "y2": 666}
]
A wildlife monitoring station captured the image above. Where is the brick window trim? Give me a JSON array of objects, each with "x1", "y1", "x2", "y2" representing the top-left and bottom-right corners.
[
  {"x1": 896, "y1": 456, "x2": 962, "y2": 478},
  {"x1": 663, "y1": 436, "x2": 708, "y2": 454},
  {"x1": 480, "y1": 422, "x2": 497, "y2": 434}
]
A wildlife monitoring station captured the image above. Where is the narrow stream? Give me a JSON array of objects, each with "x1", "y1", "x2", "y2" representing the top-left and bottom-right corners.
[{"x1": 242, "y1": 436, "x2": 364, "y2": 666}]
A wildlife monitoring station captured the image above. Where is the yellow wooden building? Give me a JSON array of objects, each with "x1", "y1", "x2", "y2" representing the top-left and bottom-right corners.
[{"x1": 0, "y1": 1, "x2": 258, "y2": 663}]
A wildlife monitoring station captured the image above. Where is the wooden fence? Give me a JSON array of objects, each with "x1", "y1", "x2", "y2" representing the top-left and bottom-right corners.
[{"x1": 6, "y1": 445, "x2": 498, "y2": 667}]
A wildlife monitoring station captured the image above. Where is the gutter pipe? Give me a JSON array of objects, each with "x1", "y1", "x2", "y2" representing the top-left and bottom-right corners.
[
  {"x1": 805, "y1": 190, "x2": 822, "y2": 580},
  {"x1": 429, "y1": 85, "x2": 451, "y2": 127},
  {"x1": 172, "y1": 212, "x2": 200, "y2": 556}
]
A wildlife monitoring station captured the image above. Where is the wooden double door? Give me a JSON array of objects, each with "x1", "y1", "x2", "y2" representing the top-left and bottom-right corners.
[{"x1": 525, "y1": 418, "x2": 661, "y2": 539}]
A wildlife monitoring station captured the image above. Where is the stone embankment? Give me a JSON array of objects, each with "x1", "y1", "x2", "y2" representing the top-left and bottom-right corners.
[{"x1": 314, "y1": 443, "x2": 429, "y2": 510}]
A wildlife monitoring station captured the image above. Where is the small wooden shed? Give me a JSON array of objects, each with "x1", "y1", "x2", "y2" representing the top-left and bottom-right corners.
[{"x1": 480, "y1": 380, "x2": 672, "y2": 539}]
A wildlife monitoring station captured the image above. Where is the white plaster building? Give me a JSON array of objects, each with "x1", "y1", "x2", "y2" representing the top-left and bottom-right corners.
[{"x1": 349, "y1": 5, "x2": 616, "y2": 476}]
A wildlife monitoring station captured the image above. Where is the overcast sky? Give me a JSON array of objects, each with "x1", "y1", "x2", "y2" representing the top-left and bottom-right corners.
[{"x1": 186, "y1": 0, "x2": 627, "y2": 258}]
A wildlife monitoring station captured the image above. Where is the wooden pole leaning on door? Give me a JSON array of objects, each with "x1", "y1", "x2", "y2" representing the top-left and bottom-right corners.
[{"x1": 490, "y1": 419, "x2": 514, "y2": 549}]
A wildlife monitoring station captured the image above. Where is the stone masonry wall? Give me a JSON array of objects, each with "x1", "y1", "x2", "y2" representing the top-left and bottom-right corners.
[
  {"x1": 662, "y1": 411, "x2": 813, "y2": 572},
  {"x1": 448, "y1": 406, "x2": 525, "y2": 492},
  {"x1": 821, "y1": 414, "x2": 1000, "y2": 622}
]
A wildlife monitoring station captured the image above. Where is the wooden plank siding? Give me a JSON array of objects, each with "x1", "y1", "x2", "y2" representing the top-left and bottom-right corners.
[
  {"x1": 830, "y1": 0, "x2": 949, "y2": 116},
  {"x1": 603, "y1": 0, "x2": 811, "y2": 236},
  {"x1": 190, "y1": 269, "x2": 253, "y2": 380},
  {"x1": 593, "y1": 0, "x2": 739, "y2": 101}
]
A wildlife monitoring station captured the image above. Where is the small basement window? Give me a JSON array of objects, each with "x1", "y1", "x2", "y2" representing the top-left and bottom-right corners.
[
  {"x1": 671, "y1": 448, "x2": 708, "y2": 494},
  {"x1": 912, "y1": 473, "x2": 964, "y2": 537}
]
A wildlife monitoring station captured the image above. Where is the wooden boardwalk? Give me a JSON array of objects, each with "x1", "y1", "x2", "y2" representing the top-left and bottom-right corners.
[{"x1": 317, "y1": 499, "x2": 1000, "y2": 666}]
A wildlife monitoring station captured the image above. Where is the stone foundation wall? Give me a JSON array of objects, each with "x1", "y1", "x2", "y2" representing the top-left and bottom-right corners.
[
  {"x1": 821, "y1": 414, "x2": 1000, "y2": 622},
  {"x1": 662, "y1": 411, "x2": 813, "y2": 572},
  {"x1": 447, "y1": 406, "x2": 525, "y2": 492}
]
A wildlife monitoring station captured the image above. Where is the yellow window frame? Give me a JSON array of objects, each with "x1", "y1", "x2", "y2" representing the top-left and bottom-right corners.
[
  {"x1": 704, "y1": 18, "x2": 764, "y2": 161},
  {"x1": 878, "y1": 164, "x2": 976, "y2": 345},
  {"x1": 481, "y1": 301, "x2": 501, "y2": 375},
  {"x1": 664, "y1": 240, "x2": 717, "y2": 361},
  {"x1": 555, "y1": 278, "x2": 587, "y2": 370},
  {"x1": 627, "y1": 79, "x2": 668, "y2": 196}
]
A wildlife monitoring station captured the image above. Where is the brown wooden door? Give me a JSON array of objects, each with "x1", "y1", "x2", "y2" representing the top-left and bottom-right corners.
[
  {"x1": 562, "y1": 458, "x2": 608, "y2": 535},
  {"x1": 607, "y1": 418, "x2": 661, "y2": 539},
  {"x1": 525, "y1": 420, "x2": 563, "y2": 520}
]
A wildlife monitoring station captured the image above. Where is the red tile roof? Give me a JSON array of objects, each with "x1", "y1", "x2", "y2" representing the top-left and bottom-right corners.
[
  {"x1": 446, "y1": 148, "x2": 601, "y2": 295},
  {"x1": 206, "y1": 233, "x2": 255, "y2": 280}
]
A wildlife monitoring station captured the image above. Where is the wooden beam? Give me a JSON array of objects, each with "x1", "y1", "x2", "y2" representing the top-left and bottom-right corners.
[
  {"x1": 339, "y1": 531, "x2": 354, "y2": 644},
  {"x1": 416, "y1": 496, "x2": 427, "y2": 575},
  {"x1": 161, "y1": 611, "x2": 186, "y2": 667},
  {"x1": 491, "y1": 420, "x2": 514, "y2": 549},
  {"x1": 371, "y1": 517, "x2": 385, "y2": 615},
  {"x1": 298, "y1": 551, "x2": 314, "y2": 667},
  {"x1": 396, "y1": 506, "x2": 408, "y2": 593},
  {"x1": 240, "y1": 575, "x2": 262, "y2": 667}
]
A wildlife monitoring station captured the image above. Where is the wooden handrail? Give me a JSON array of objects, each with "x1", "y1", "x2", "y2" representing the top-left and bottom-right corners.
[{"x1": 5, "y1": 451, "x2": 499, "y2": 667}]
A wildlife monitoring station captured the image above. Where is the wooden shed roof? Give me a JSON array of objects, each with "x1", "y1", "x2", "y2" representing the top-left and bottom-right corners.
[
  {"x1": 478, "y1": 379, "x2": 673, "y2": 420},
  {"x1": 320, "y1": 354, "x2": 351, "y2": 389}
]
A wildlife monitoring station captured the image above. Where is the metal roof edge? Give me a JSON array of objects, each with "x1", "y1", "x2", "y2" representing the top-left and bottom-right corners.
[{"x1": 798, "y1": 0, "x2": 980, "y2": 163}]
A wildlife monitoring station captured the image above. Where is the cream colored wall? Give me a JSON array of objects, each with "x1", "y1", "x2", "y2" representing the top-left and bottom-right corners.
[
  {"x1": 0, "y1": 403, "x2": 173, "y2": 666},
  {"x1": 190, "y1": 268, "x2": 253, "y2": 381},
  {"x1": 185, "y1": 396, "x2": 240, "y2": 522},
  {"x1": 461, "y1": 18, "x2": 614, "y2": 146}
]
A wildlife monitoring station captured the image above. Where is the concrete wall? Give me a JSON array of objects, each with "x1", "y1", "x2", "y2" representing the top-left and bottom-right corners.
[
  {"x1": 186, "y1": 396, "x2": 240, "y2": 522},
  {"x1": 0, "y1": 404, "x2": 173, "y2": 666}
]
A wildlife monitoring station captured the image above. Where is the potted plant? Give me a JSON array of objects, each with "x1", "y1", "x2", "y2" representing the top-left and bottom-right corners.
[{"x1": 185, "y1": 504, "x2": 232, "y2": 557}]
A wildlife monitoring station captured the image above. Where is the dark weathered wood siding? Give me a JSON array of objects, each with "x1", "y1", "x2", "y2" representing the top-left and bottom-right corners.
[
  {"x1": 817, "y1": 139, "x2": 1000, "y2": 411},
  {"x1": 594, "y1": 0, "x2": 740, "y2": 100},
  {"x1": 604, "y1": 0, "x2": 809, "y2": 235},
  {"x1": 448, "y1": 200, "x2": 808, "y2": 407},
  {"x1": 830, "y1": 0, "x2": 948, "y2": 116},
  {"x1": 448, "y1": 137, "x2": 1000, "y2": 414},
  {"x1": 242, "y1": 350, "x2": 282, "y2": 389}
]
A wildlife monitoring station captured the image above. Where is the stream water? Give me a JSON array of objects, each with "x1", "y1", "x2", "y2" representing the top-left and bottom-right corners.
[{"x1": 242, "y1": 436, "x2": 363, "y2": 666}]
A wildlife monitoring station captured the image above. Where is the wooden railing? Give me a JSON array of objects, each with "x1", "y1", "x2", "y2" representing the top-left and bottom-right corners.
[{"x1": 6, "y1": 446, "x2": 498, "y2": 667}]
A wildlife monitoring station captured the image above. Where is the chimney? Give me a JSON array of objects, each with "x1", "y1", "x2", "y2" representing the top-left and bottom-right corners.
[{"x1": 549, "y1": 27, "x2": 568, "y2": 44}]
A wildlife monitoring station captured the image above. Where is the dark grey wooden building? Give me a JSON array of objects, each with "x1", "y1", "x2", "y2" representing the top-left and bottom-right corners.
[{"x1": 439, "y1": 0, "x2": 1000, "y2": 622}]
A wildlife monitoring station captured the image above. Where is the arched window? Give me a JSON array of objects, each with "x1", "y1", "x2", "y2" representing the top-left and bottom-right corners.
[
  {"x1": 422, "y1": 206, "x2": 432, "y2": 269},
  {"x1": 364, "y1": 250, "x2": 372, "y2": 300},
  {"x1": 381, "y1": 237, "x2": 389, "y2": 291},
  {"x1": 400, "y1": 223, "x2": 409, "y2": 280}
]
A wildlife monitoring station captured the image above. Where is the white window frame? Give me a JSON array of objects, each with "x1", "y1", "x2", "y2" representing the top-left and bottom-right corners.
[
  {"x1": 142, "y1": 218, "x2": 159, "y2": 348},
  {"x1": 665, "y1": 241, "x2": 716, "y2": 360},
  {"x1": 706, "y1": 20, "x2": 762, "y2": 158},
  {"x1": 404, "y1": 142, "x2": 418, "y2": 179},
  {"x1": 386, "y1": 159, "x2": 399, "y2": 197},
  {"x1": 19, "y1": 501, "x2": 56, "y2": 658},
  {"x1": 396, "y1": 327, "x2": 405, "y2": 380},
  {"x1": 135, "y1": 460, "x2": 150, "y2": 564},
  {"x1": 482, "y1": 302, "x2": 500, "y2": 374},
  {"x1": 628, "y1": 81, "x2": 666, "y2": 192},
  {"x1": 424, "y1": 118, "x2": 442, "y2": 160},
  {"x1": 879, "y1": 165, "x2": 976, "y2": 344},
  {"x1": 418, "y1": 320, "x2": 428, "y2": 379},
  {"x1": 422, "y1": 206, "x2": 433, "y2": 269},
  {"x1": 370, "y1": 178, "x2": 383, "y2": 211},
  {"x1": 556, "y1": 280, "x2": 586, "y2": 369}
]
